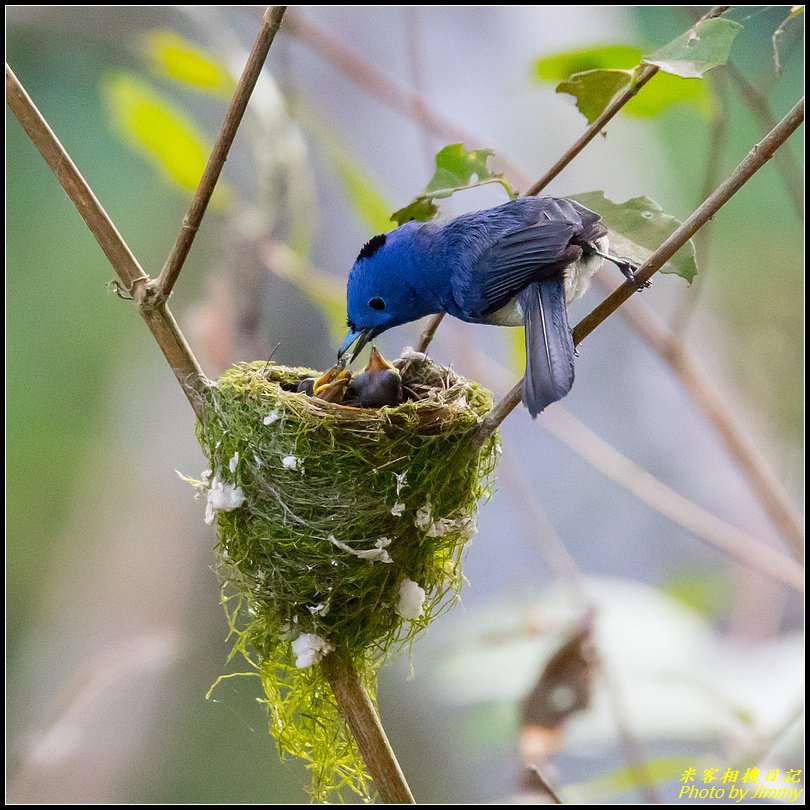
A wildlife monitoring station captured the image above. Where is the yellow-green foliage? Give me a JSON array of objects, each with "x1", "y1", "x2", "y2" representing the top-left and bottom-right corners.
[{"x1": 198, "y1": 356, "x2": 499, "y2": 801}]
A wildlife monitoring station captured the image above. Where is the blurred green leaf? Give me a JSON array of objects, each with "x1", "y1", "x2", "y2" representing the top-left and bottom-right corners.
[
  {"x1": 101, "y1": 73, "x2": 228, "y2": 205},
  {"x1": 508, "y1": 326, "x2": 526, "y2": 378},
  {"x1": 535, "y1": 44, "x2": 643, "y2": 79},
  {"x1": 625, "y1": 72, "x2": 712, "y2": 118},
  {"x1": 567, "y1": 756, "x2": 696, "y2": 803},
  {"x1": 644, "y1": 18, "x2": 742, "y2": 79},
  {"x1": 556, "y1": 69, "x2": 635, "y2": 124},
  {"x1": 569, "y1": 191, "x2": 697, "y2": 282},
  {"x1": 391, "y1": 144, "x2": 516, "y2": 225},
  {"x1": 662, "y1": 570, "x2": 731, "y2": 618},
  {"x1": 542, "y1": 45, "x2": 713, "y2": 122},
  {"x1": 143, "y1": 30, "x2": 236, "y2": 97},
  {"x1": 390, "y1": 197, "x2": 439, "y2": 226}
]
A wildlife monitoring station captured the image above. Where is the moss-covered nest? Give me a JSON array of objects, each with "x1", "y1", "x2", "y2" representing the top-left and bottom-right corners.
[{"x1": 196, "y1": 353, "x2": 500, "y2": 801}]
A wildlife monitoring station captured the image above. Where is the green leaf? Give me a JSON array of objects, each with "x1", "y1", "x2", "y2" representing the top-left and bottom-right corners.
[
  {"x1": 425, "y1": 144, "x2": 502, "y2": 194},
  {"x1": 391, "y1": 144, "x2": 516, "y2": 225},
  {"x1": 535, "y1": 44, "x2": 643, "y2": 80},
  {"x1": 143, "y1": 30, "x2": 236, "y2": 97},
  {"x1": 644, "y1": 18, "x2": 742, "y2": 79},
  {"x1": 390, "y1": 197, "x2": 439, "y2": 226},
  {"x1": 101, "y1": 73, "x2": 228, "y2": 205},
  {"x1": 569, "y1": 191, "x2": 697, "y2": 282},
  {"x1": 567, "y1": 756, "x2": 697, "y2": 802},
  {"x1": 538, "y1": 44, "x2": 712, "y2": 120},
  {"x1": 556, "y1": 69, "x2": 635, "y2": 124},
  {"x1": 624, "y1": 71, "x2": 712, "y2": 118}
]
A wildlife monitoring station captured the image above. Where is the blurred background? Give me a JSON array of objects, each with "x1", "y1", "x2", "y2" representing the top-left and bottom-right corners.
[{"x1": 6, "y1": 5, "x2": 803, "y2": 803}]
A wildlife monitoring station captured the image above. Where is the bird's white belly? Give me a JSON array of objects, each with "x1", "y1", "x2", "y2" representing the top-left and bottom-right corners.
[{"x1": 564, "y1": 236, "x2": 608, "y2": 303}]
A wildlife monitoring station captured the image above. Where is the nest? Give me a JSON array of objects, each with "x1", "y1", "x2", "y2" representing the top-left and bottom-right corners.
[{"x1": 197, "y1": 353, "x2": 500, "y2": 801}]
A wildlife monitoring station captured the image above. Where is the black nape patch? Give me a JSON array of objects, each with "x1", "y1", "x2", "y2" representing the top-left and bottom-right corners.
[{"x1": 356, "y1": 233, "x2": 386, "y2": 261}]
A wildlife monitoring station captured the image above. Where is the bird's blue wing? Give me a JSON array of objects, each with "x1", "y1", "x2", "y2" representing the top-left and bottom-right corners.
[{"x1": 471, "y1": 220, "x2": 582, "y2": 316}]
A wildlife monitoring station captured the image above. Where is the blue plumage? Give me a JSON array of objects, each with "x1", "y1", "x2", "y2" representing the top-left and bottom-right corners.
[{"x1": 339, "y1": 197, "x2": 616, "y2": 417}]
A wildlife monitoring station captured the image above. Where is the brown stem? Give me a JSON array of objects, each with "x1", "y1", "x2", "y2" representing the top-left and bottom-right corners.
[
  {"x1": 155, "y1": 5, "x2": 288, "y2": 299},
  {"x1": 524, "y1": 5, "x2": 730, "y2": 196},
  {"x1": 322, "y1": 650, "x2": 415, "y2": 804},
  {"x1": 473, "y1": 97, "x2": 805, "y2": 455},
  {"x1": 5, "y1": 63, "x2": 206, "y2": 417},
  {"x1": 416, "y1": 313, "x2": 445, "y2": 353}
]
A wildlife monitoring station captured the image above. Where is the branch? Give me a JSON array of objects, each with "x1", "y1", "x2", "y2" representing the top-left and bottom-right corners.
[
  {"x1": 322, "y1": 650, "x2": 415, "y2": 804},
  {"x1": 524, "y1": 5, "x2": 731, "y2": 196},
  {"x1": 5, "y1": 63, "x2": 206, "y2": 418},
  {"x1": 473, "y1": 97, "x2": 805, "y2": 446},
  {"x1": 155, "y1": 5, "x2": 288, "y2": 299}
]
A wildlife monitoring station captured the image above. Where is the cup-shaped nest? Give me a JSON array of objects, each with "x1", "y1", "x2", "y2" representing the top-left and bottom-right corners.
[{"x1": 197, "y1": 353, "x2": 500, "y2": 801}]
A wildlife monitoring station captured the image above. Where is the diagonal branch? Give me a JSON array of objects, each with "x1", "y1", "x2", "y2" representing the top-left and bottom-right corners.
[
  {"x1": 5, "y1": 63, "x2": 206, "y2": 418},
  {"x1": 473, "y1": 98, "x2": 805, "y2": 458},
  {"x1": 155, "y1": 5, "x2": 288, "y2": 299}
]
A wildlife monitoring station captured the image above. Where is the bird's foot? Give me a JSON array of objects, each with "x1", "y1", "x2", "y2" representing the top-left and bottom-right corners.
[{"x1": 611, "y1": 254, "x2": 650, "y2": 292}]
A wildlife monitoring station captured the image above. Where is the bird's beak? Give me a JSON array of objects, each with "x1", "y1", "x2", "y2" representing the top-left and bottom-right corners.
[
  {"x1": 338, "y1": 327, "x2": 371, "y2": 364},
  {"x1": 366, "y1": 345, "x2": 397, "y2": 374}
]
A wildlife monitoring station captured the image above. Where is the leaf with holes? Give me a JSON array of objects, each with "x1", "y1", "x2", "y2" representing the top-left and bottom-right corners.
[
  {"x1": 569, "y1": 191, "x2": 697, "y2": 283},
  {"x1": 555, "y1": 69, "x2": 635, "y2": 124},
  {"x1": 391, "y1": 144, "x2": 516, "y2": 225},
  {"x1": 643, "y1": 18, "x2": 742, "y2": 79}
]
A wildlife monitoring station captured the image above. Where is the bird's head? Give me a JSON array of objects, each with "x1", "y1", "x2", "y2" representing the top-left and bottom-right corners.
[{"x1": 339, "y1": 222, "x2": 433, "y2": 362}]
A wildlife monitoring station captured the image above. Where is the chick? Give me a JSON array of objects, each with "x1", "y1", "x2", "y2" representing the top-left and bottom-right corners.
[
  {"x1": 311, "y1": 366, "x2": 352, "y2": 403},
  {"x1": 347, "y1": 347, "x2": 404, "y2": 408}
]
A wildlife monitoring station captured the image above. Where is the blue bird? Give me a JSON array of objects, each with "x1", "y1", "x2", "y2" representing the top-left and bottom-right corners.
[{"x1": 338, "y1": 197, "x2": 637, "y2": 417}]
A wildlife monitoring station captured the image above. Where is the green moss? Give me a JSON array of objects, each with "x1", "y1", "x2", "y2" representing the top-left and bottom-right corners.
[{"x1": 198, "y1": 355, "x2": 499, "y2": 802}]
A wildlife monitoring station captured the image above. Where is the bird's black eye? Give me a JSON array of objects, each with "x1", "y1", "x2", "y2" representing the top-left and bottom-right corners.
[{"x1": 368, "y1": 297, "x2": 386, "y2": 311}]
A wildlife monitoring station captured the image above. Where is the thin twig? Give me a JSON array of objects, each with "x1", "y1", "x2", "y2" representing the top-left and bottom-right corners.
[
  {"x1": 473, "y1": 98, "x2": 805, "y2": 447},
  {"x1": 526, "y1": 765, "x2": 564, "y2": 804},
  {"x1": 416, "y1": 313, "x2": 445, "y2": 353},
  {"x1": 155, "y1": 5, "x2": 288, "y2": 299},
  {"x1": 322, "y1": 650, "x2": 415, "y2": 804},
  {"x1": 618, "y1": 298, "x2": 805, "y2": 561},
  {"x1": 573, "y1": 97, "x2": 805, "y2": 344},
  {"x1": 5, "y1": 63, "x2": 207, "y2": 418},
  {"x1": 525, "y1": 5, "x2": 730, "y2": 196},
  {"x1": 281, "y1": 7, "x2": 530, "y2": 188}
]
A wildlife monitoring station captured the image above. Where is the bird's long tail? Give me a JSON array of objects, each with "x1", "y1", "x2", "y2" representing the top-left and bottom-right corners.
[{"x1": 518, "y1": 280, "x2": 575, "y2": 418}]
